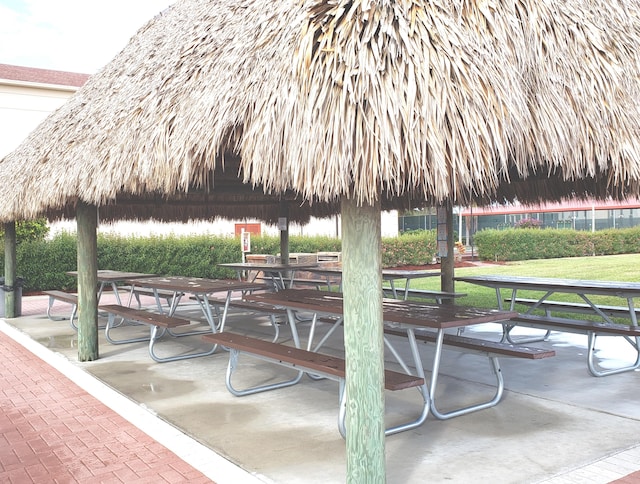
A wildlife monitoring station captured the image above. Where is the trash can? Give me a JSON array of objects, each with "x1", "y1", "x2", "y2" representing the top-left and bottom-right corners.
[{"x1": 0, "y1": 277, "x2": 24, "y2": 317}]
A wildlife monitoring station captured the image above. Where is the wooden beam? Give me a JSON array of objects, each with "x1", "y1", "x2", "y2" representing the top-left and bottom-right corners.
[
  {"x1": 3, "y1": 222, "x2": 17, "y2": 318},
  {"x1": 279, "y1": 200, "x2": 289, "y2": 264},
  {"x1": 77, "y1": 202, "x2": 99, "y2": 361},
  {"x1": 342, "y1": 197, "x2": 385, "y2": 482},
  {"x1": 440, "y1": 202, "x2": 455, "y2": 296}
]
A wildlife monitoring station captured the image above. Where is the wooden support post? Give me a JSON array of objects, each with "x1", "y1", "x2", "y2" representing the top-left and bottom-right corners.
[
  {"x1": 77, "y1": 202, "x2": 99, "y2": 361},
  {"x1": 279, "y1": 200, "x2": 289, "y2": 264},
  {"x1": 3, "y1": 221, "x2": 17, "y2": 318},
  {"x1": 342, "y1": 197, "x2": 385, "y2": 482},
  {"x1": 440, "y1": 202, "x2": 455, "y2": 296}
]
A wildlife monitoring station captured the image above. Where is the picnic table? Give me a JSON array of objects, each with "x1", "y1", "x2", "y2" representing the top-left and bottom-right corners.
[
  {"x1": 218, "y1": 262, "x2": 319, "y2": 291},
  {"x1": 48, "y1": 270, "x2": 159, "y2": 328},
  {"x1": 305, "y1": 266, "x2": 442, "y2": 299},
  {"x1": 95, "y1": 276, "x2": 268, "y2": 362},
  {"x1": 125, "y1": 276, "x2": 267, "y2": 332},
  {"x1": 245, "y1": 289, "x2": 523, "y2": 421},
  {"x1": 454, "y1": 274, "x2": 640, "y2": 376},
  {"x1": 66, "y1": 270, "x2": 157, "y2": 305}
]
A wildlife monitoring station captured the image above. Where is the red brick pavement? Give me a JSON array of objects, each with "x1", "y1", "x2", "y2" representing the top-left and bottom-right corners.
[
  {"x1": 0, "y1": 330, "x2": 213, "y2": 483},
  {"x1": 612, "y1": 471, "x2": 640, "y2": 483}
]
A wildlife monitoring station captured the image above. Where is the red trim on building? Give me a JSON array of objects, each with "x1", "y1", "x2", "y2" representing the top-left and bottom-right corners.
[{"x1": 461, "y1": 199, "x2": 640, "y2": 217}]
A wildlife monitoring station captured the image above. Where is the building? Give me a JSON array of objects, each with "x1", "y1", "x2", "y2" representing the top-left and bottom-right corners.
[
  {"x1": 0, "y1": 64, "x2": 89, "y2": 158},
  {"x1": 399, "y1": 199, "x2": 640, "y2": 245}
]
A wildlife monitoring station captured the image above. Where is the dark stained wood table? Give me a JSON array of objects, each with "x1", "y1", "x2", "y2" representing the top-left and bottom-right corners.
[
  {"x1": 246, "y1": 289, "x2": 517, "y2": 420},
  {"x1": 66, "y1": 270, "x2": 158, "y2": 305},
  {"x1": 454, "y1": 274, "x2": 640, "y2": 324},
  {"x1": 306, "y1": 267, "x2": 441, "y2": 298},
  {"x1": 455, "y1": 274, "x2": 640, "y2": 376},
  {"x1": 218, "y1": 262, "x2": 319, "y2": 290},
  {"x1": 125, "y1": 276, "x2": 268, "y2": 332}
]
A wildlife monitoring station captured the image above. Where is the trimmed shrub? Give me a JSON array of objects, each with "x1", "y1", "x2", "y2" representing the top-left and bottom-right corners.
[
  {"x1": 382, "y1": 230, "x2": 437, "y2": 267},
  {"x1": 474, "y1": 226, "x2": 640, "y2": 261},
  {"x1": 5, "y1": 230, "x2": 438, "y2": 292}
]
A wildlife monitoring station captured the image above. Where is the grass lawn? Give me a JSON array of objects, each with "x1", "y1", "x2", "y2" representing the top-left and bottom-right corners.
[{"x1": 409, "y1": 253, "x2": 640, "y2": 316}]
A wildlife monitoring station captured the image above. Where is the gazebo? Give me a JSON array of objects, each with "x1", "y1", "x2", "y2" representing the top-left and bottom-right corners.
[{"x1": 2, "y1": 1, "x2": 640, "y2": 481}]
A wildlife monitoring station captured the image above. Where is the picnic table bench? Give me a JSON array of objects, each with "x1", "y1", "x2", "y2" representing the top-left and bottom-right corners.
[
  {"x1": 100, "y1": 304, "x2": 218, "y2": 363},
  {"x1": 505, "y1": 297, "x2": 640, "y2": 320},
  {"x1": 120, "y1": 285, "x2": 176, "y2": 308},
  {"x1": 43, "y1": 290, "x2": 79, "y2": 327},
  {"x1": 205, "y1": 297, "x2": 287, "y2": 342},
  {"x1": 383, "y1": 327, "x2": 555, "y2": 419},
  {"x1": 455, "y1": 275, "x2": 640, "y2": 376},
  {"x1": 383, "y1": 288, "x2": 466, "y2": 303},
  {"x1": 202, "y1": 331, "x2": 429, "y2": 437},
  {"x1": 289, "y1": 277, "x2": 339, "y2": 290},
  {"x1": 206, "y1": 296, "x2": 345, "y2": 344},
  {"x1": 383, "y1": 327, "x2": 556, "y2": 360},
  {"x1": 255, "y1": 276, "x2": 339, "y2": 290},
  {"x1": 245, "y1": 289, "x2": 528, "y2": 421}
]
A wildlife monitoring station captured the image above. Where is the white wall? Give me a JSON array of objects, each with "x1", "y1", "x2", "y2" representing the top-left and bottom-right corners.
[
  {"x1": 50, "y1": 210, "x2": 399, "y2": 239},
  {"x1": 0, "y1": 82, "x2": 75, "y2": 158}
]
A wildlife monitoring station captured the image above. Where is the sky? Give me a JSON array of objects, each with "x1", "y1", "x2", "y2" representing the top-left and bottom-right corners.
[{"x1": 0, "y1": 0, "x2": 176, "y2": 74}]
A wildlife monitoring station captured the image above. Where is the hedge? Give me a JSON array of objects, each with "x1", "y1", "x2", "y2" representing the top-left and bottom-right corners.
[
  {"x1": 8, "y1": 226, "x2": 637, "y2": 291},
  {"x1": 1, "y1": 230, "x2": 437, "y2": 292},
  {"x1": 474, "y1": 227, "x2": 640, "y2": 261}
]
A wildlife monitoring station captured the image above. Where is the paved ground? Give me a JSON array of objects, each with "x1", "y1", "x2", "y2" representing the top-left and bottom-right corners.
[
  {"x1": 0, "y1": 329, "x2": 213, "y2": 483},
  {"x1": 1, "y1": 293, "x2": 640, "y2": 483}
]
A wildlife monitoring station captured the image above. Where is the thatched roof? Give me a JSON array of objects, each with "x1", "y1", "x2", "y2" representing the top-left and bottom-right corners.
[{"x1": 1, "y1": 0, "x2": 640, "y2": 222}]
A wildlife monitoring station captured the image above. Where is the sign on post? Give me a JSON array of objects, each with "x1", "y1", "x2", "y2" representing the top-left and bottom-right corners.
[{"x1": 241, "y1": 230, "x2": 251, "y2": 264}]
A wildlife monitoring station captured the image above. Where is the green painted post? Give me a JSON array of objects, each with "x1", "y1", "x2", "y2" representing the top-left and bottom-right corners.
[
  {"x1": 342, "y1": 197, "x2": 386, "y2": 483},
  {"x1": 440, "y1": 202, "x2": 455, "y2": 296},
  {"x1": 77, "y1": 202, "x2": 99, "y2": 361},
  {"x1": 3, "y1": 222, "x2": 17, "y2": 318},
  {"x1": 279, "y1": 200, "x2": 289, "y2": 264}
]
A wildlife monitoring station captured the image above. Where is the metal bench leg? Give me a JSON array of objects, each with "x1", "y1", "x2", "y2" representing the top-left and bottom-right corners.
[
  {"x1": 503, "y1": 323, "x2": 551, "y2": 345},
  {"x1": 343, "y1": 330, "x2": 429, "y2": 436},
  {"x1": 224, "y1": 349, "x2": 304, "y2": 396},
  {"x1": 337, "y1": 376, "x2": 429, "y2": 438},
  {"x1": 69, "y1": 305, "x2": 78, "y2": 330},
  {"x1": 587, "y1": 333, "x2": 640, "y2": 377},
  {"x1": 428, "y1": 330, "x2": 504, "y2": 420},
  {"x1": 46, "y1": 297, "x2": 78, "y2": 330},
  {"x1": 104, "y1": 314, "x2": 153, "y2": 345},
  {"x1": 148, "y1": 325, "x2": 218, "y2": 363},
  {"x1": 167, "y1": 294, "x2": 216, "y2": 337},
  {"x1": 268, "y1": 314, "x2": 280, "y2": 343}
]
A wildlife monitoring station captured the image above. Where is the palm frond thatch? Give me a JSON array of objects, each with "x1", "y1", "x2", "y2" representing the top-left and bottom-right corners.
[{"x1": 1, "y1": 0, "x2": 640, "y2": 222}]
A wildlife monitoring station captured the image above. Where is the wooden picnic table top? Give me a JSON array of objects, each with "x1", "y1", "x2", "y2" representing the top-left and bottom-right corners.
[
  {"x1": 66, "y1": 270, "x2": 159, "y2": 282},
  {"x1": 455, "y1": 275, "x2": 640, "y2": 298},
  {"x1": 246, "y1": 289, "x2": 516, "y2": 330},
  {"x1": 125, "y1": 276, "x2": 268, "y2": 294},
  {"x1": 306, "y1": 266, "x2": 440, "y2": 280},
  {"x1": 218, "y1": 262, "x2": 319, "y2": 272}
]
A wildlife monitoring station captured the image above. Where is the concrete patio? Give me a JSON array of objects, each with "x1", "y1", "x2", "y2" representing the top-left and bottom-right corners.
[{"x1": 2, "y1": 292, "x2": 640, "y2": 483}]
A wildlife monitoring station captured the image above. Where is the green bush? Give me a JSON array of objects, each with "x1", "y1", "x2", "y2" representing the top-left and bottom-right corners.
[
  {"x1": 474, "y1": 227, "x2": 640, "y2": 261},
  {"x1": 382, "y1": 230, "x2": 437, "y2": 267},
  {"x1": 0, "y1": 218, "x2": 50, "y2": 244},
  {"x1": 16, "y1": 232, "x2": 78, "y2": 291},
  {"x1": 7, "y1": 224, "x2": 640, "y2": 292},
  {"x1": 1, "y1": 229, "x2": 439, "y2": 292}
]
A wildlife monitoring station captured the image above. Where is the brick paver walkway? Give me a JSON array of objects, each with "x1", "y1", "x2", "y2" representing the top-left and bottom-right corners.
[{"x1": 0, "y1": 330, "x2": 213, "y2": 483}]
